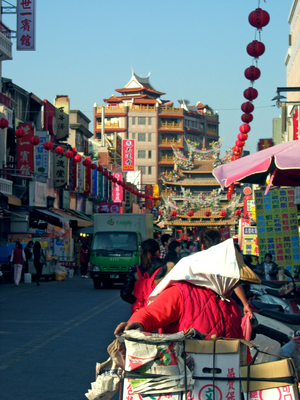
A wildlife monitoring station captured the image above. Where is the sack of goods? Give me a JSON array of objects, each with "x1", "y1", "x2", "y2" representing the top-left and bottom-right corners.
[{"x1": 55, "y1": 263, "x2": 67, "y2": 281}]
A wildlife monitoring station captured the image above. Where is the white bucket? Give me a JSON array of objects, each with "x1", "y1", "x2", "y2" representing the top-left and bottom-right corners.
[{"x1": 24, "y1": 273, "x2": 32, "y2": 284}]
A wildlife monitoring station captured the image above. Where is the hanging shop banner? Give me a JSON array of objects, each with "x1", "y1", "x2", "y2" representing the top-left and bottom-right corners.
[
  {"x1": 151, "y1": 207, "x2": 159, "y2": 221},
  {"x1": 83, "y1": 163, "x2": 91, "y2": 196},
  {"x1": 255, "y1": 188, "x2": 300, "y2": 274},
  {"x1": 145, "y1": 184, "x2": 153, "y2": 209},
  {"x1": 46, "y1": 225, "x2": 71, "y2": 261},
  {"x1": 0, "y1": 122, "x2": 7, "y2": 171},
  {"x1": 257, "y1": 138, "x2": 274, "y2": 152},
  {"x1": 122, "y1": 139, "x2": 135, "y2": 171},
  {"x1": 152, "y1": 184, "x2": 159, "y2": 207},
  {"x1": 98, "y1": 169, "x2": 103, "y2": 200},
  {"x1": 8, "y1": 234, "x2": 32, "y2": 244},
  {"x1": 125, "y1": 189, "x2": 132, "y2": 213},
  {"x1": 238, "y1": 218, "x2": 250, "y2": 249},
  {"x1": 91, "y1": 164, "x2": 98, "y2": 197},
  {"x1": 62, "y1": 190, "x2": 70, "y2": 209},
  {"x1": 35, "y1": 131, "x2": 49, "y2": 182},
  {"x1": 103, "y1": 169, "x2": 109, "y2": 201},
  {"x1": 17, "y1": 0, "x2": 36, "y2": 51},
  {"x1": 220, "y1": 226, "x2": 231, "y2": 240},
  {"x1": 67, "y1": 154, "x2": 77, "y2": 191},
  {"x1": 76, "y1": 194, "x2": 85, "y2": 212},
  {"x1": 54, "y1": 147, "x2": 68, "y2": 188},
  {"x1": 76, "y1": 158, "x2": 85, "y2": 193},
  {"x1": 242, "y1": 226, "x2": 259, "y2": 256},
  {"x1": 54, "y1": 95, "x2": 70, "y2": 140},
  {"x1": 97, "y1": 202, "x2": 121, "y2": 214},
  {"x1": 17, "y1": 122, "x2": 34, "y2": 177},
  {"x1": 113, "y1": 172, "x2": 123, "y2": 202},
  {"x1": 293, "y1": 107, "x2": 299, "y2": 141}
]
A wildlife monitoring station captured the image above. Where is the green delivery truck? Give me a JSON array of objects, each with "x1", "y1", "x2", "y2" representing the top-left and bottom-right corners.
[{"x1": 90, "y1": 213, "x2": 154, "y2": 288}]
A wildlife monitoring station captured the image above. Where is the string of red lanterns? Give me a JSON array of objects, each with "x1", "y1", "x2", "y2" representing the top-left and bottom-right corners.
[{"x1": 228, "y1": 4, "x2": 270, "y2": 200}]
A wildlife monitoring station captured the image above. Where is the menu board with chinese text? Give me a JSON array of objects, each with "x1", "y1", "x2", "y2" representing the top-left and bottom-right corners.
[{"x1": 255, "y1": 188, "x2": 300, "y2": 275}]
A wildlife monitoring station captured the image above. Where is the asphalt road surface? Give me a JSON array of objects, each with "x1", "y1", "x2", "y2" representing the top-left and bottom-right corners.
[{"x1": 0, "y1": 274, "x2": 131, "y2": 400}]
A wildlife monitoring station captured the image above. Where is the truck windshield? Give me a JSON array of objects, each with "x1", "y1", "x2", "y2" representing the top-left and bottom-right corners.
[{"x1": 92, "y1": 232, "x2": 138, "y2": 252}]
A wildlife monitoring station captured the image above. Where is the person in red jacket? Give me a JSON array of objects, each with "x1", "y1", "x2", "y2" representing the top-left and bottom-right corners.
[
  {"x1": 115, "y1": 229, "x2": 254, "y2": 339},
  {"x1": 11, "y1": 241, "x2": 26, "y2": 286}
]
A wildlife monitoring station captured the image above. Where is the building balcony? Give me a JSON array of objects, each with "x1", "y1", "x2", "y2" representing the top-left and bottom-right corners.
[
  {"x1": 158, "y1": 138, "x2": 183, "y2": 148},
  {"x1": 129, "y1": 105, "x2": 156, "y2": 112},
  {"x1": 96, "y1": 121, "x2": 119, "y2": 130},
  {"x1": 0, "y1": 22, "x2": 12, "y2": 61},
  {"x1": 207, "y1": 128, "x2": 219, "y2": 137},
  {"x1": 158, "y1": 155, "x2": 175, "y2": 165},
  {"x1": 0, "y1": 177, "x2": 13, "y2": 195},
  {"x1": 95, "y1": 105, "x2": 126, "y2": 114},
  {"x1": 159, "y1": 121, "x2": 184, "y2": 131},
  {"x1": 159, "y1": 106, "x2": 182, "y2": 113},
  {"x1": 0, "y1": 92, "x2": 11, "y2": 108}
]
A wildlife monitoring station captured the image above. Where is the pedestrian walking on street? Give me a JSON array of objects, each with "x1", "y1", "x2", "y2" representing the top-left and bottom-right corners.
[
  {"x1": 24, "y1": 240, "x2": 34, "y2": 273},
  {"x1": 11, "y1": 241, "x2": 25, "y2": 286},
  {"x1": 33, "y1": 241, "x2": 43, "y2": 286},
  {"x1": 80, "y1": 242, "x2": 90, "y2": 278}
]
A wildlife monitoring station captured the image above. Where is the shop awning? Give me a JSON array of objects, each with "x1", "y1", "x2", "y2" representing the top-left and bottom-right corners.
[
  {"x1": 67, "y1": 209, "x2": 94, "y2": 222},
  {"x1": 51, "y1": 210, "x2": 93, "y2": 227},
  {"x1": 0, "y1": 192, "x2": 22, "y2": 206},
  {"x1": 73, "y1": 226, "x2": 94, "y2": 235},
  {"x1": 35, "y1": 209, "x2": 69, "y2": 223}
]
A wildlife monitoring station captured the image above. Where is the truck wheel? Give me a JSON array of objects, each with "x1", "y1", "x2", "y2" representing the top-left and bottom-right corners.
[{"x1": 93, "y1": 278, "x2": 101, "y2": 289}]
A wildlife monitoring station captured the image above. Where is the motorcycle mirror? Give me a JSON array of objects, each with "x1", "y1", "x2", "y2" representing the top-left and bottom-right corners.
[{"x1": 284, "y1": 269, "x2": 293, "y2": 279}]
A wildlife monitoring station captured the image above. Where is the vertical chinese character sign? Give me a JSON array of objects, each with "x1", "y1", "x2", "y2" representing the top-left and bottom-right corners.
[
  {"x1": 54, "y1": 96, "x2": 70, "y2": 140},
  {"x1": 122, "y1": 140, "x2": 135, "y2": 171},
  {"x1": 255, "y1": 188, "x2": 300, "y2": 275},
  {"x1": 145, "y1": 184, "x2": 153, "y2": 209},
  {"x1": 17, "y1": 0, "x2": 36, "y2": 51},
  {"x1": 91, "y1": 164, "x2": 98, "y2": 197},
  {"x1": 113, "y1": 172, "x2": 123, "y2": 202},
  {"x1": 152, "y1": 184, "x2": 159, "y2": 207},
  {"x1": 17, "y1": 123, "x2": 34, "y2": 177},
  {"x1": 54, "y1": 146, "x2": 68, "y2": 188},
  {"x1": 35, "y1": 131, "x2": 49, "y2": 182},
  {"x1": 76, "y1": 158, "x2": 85, "y2": 193}
]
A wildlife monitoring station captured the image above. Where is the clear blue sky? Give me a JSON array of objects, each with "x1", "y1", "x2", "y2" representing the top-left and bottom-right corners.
[{"x1": 3, "y1": 0, "x2": 291, "y2": 156}]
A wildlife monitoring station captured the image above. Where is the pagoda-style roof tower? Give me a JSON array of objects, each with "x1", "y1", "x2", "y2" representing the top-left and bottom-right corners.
[{"x1": 103, "y1": 69, "x2": 170, "y2": 105}]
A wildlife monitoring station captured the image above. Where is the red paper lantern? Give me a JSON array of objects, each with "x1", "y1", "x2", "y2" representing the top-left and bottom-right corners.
[
  {"x1": 55, "y1": 146, "x2": 64, "y2": 155},
  {"x1": 235, "y1": 140, "x2": 245, "y2": 148},
  {"x1": 238, "y1": 133, "x2": 248, "y2": 141},
  {"x1": 97, "y1": 165, "x2": 103, "y2": 172},
  {"x1": 187, "y1": 210, "x2": 194, "y2": 217},
  {"x1": 240, "y1": 124, "x2": 251, "y2": 134},
  {"x1": 73, "y1": 155, "x2": 82, "y2": 163},
  {"x1": 248, "y1": 8, "x2": 270, "y2": 30},
  {"x1": 117, "y1": 179, "x2": 122, "y2": 185},
  {"x1": 120, "y1": 182, "x2": 125, "y2": 187},
  {"x1": 107, "y1": 174, "x2": 113, "y2": 180},
  {"x1": 112, "y1": 177, "x2": 117, "y2": 183},
  {"x1": 43, "y1": 141, "x2": 53, "y2": 151},
  {"x1": 15, "y1": 127, "x2": 25, "y2": 138},
  {"x1": 159, "y1": 210, "x2": 162, "y2": 216},
  {"x1": 204, "y1": 211, "x2": 211, "y2": 217},
  {"x1": 246, "y1": 40, "x2": 265, "y2": 58},
  {"x1": 244, "y1": 87, "x2": 258, "y2": 101},
  {"x1": 65, "y1": 150, "x2": 73, "y2": 159},
  {"x1": 0, "y1": 118, "x2": 9, "y2": 129},
  {"x1": 30, "y1": 136, "x2": 41, "y2": 146},
  {"x1": 241, "y1": 114, "x2": 253, "y2": 124},
  {"x1": 235, "y1": 209, "x2": 242, "y2": 217},
  {"x1": 82, "y1": 158, "x2": 91, "y2": 167},
  {"x1": 102, "y1": 170, "x2": 108, "y2": 177},
  {"x1": 219, "y1": 210, "x2": 226, "y2": 217},
  {"x1": 244, "y1": 66, "x2": 261, "y2": 81},
  {"x1": 241, "y1": 102, "x2": 254, "y2": 113},
  {"x1": 170, "y1": 210, "x2": 177, "y2": 217},
  {"x1": 72, "y1": 147, "x2": 77, "y2": 156},
  {"x1": 91, "y1": 163, "x2": 97, "y2": 170}
]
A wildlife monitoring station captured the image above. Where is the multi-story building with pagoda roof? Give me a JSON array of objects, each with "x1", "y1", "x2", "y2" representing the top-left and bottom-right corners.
[{"x1": 93, "y1": 70, "x2": 219, "y2": 188}]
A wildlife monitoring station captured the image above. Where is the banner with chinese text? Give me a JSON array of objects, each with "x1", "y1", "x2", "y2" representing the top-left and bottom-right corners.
[
  {"x1": 255, "y1": 188, "x2": 300, "y2": 274},
  {"x1": 54, "y1": 146, "x2": 68, "y2": 188},
  {"x1": 91, "y1": 164, "x2": 98, "y2": 197},
  {"x1": 35, "y1": 131, "x2": 49, "y2": 182},
  {"x1": 122, "y1": 139, "x2": 135, "y2": 171},
  {"x1": 76, "y1": 158, "x2": 85, "y2": 193},
  {"x1": 112, "y1": 172, "x2": 123, "y2": 202},
  {"x1": 145, "y1": 184, "x2": 153, "y2": 209},
  {"x1": 17, "y1": 0, "x2": 36, "y2": 51},
  {"x1": 152, "y1": 184, "x2": 159, "y2": 207},
  {"x1": 17, "y1": 123, "x2": 34, "y2": 177},
  {"x1": 54, "y1": 96, "x2": 69, "y2": 140},
  {"x1": 97, "y1": 203, "x2": 121, "y2": 213},
  {"x1": 242, "y1": 226, "x2": 259, "y2": 256}
]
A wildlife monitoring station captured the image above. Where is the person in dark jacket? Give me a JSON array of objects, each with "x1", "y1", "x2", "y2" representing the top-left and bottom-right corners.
[
  {"x1": 253, "y1": 253, "x2": 279, "y2": 280},
  {"x1": 121, "y1": 239, "x2": 170, "y2": 309},
  {"x1": 80, "y1": 242, "x2": 90, "y2": 278},
  {"x1": 164, "y1": 240, "x2": 181, "y2": 265},
  {"x1": 33, "y1": 241, "x2": 43, "y2": 286},
  {"x1": 24, "y1": 240, "x2": 34, "y2": 273}
]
